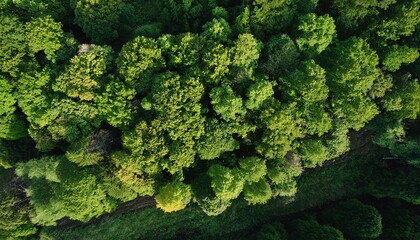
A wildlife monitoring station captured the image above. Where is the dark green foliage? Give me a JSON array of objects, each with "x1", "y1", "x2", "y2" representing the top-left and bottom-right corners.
[
  {"x1": 290, "y1": 219, "x2": 344, "y2": 240},
  {"x1": 321, "y1": 199, "x2": 382, "y2": 238},
  {"x1": 380, "y1": 202, "x2": 420, "y2": 239},
  {"x1": 261, "y1": 34, "x2": 300, "y2": 77},
  {"x1": 256, "y1": 222, "x2": 288, "y2": 240},
  {"x1": 72, "y1": 0, "x2": 125, "y2": 44}
]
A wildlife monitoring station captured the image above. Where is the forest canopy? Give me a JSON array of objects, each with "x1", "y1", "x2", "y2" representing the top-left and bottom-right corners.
[{"x1": 0, "y1": 0, "x2": 419, "y2": 239}]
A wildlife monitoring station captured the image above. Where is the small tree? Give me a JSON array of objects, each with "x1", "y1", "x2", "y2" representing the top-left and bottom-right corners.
[{"x1": 155, "y1": 181, "x2": 192, "y2": 213}]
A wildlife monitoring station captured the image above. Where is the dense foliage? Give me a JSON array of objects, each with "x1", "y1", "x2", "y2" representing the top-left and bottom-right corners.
[{"x1": 0, "y1": 0, "x2": 419, "y2": 239}]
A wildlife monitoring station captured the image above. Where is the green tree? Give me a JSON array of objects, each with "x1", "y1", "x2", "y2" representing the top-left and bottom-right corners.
[
  {"x1": 256, "y1": 222, "x2": 288, "y2": 240},
  {"x1": 280, "y1": 60, "x2": 329, "y2": 103},
  {"x1": 250, "y1": 0, "x2": 295, "y2": 37},
  {"x1": 26, "y1": 159, "x2": 114, "y2": 225},
  {"x1": 195, "y1": 119, "x2": 239, "y2": 160},
  {"x1": 296, "y1": 13, "x2": 336, "y2": 56},
  {"x1": 376, "y1": 0, "x2": 420, "y2": 40},
  {"x1": 25, "y1": 16, "x2": 64, "y2": 62},
  {"x1": 245, "y1": 77, "x2": 275, "y2": 110},
  {"x1": 210, "y1": 86, "x2": 246, "y2": 121},
  {"x1": 208, "y1": 164, "x2": 244, "y2": 201},
  {"x1": 150, "y1": 72, "x2": 205, "y2": 146},
  {"x1": 15, "y1": 156, "x2": 62, "y2": 182},
  {"x1": 261, "y1": 34, "x2": 300, "y2": 78},
  {"x1": 0, "y1": 15, "x2": 27, "y2": 77},
  {"x1": 117, "y1": 36, "x2": 165, "y2": 91},
  {"x1": 155, "y1": 181, "x2": 192, "y2": 213},
  {"x1": 72, "y1": 0, "x2": 125, "y2": 44},
  {"x1": 333, "y1": 0, "x2": 396, "y2": 28},
  {"x1": 94, "y1": 78, "x2": 137, "y2": 128},
  {"x1": 243, "y1": 179, "x2": 272, "y2": 205},
  {"x1": 382, "y1": 74, "x2": 420, "y2": 120},
  {"x1": 321, "y1": 199, "x2": 382, "y2": 239},
  {"x1": 53, "y1": 45, "x2": 114, "y2": 101},
  {"x1": 239, "y1": 157, "x2": 267, "y2": 183},
  {"x1": 290, "y1": 219, "x2": 344, "y2": 240},
  {"x1": 299, "y1": 139, "x2": 329, "y2": 168},
  {"x1": 256, "y1": 102, "x2": 304, "y2": 159},
  {"x1": 381, "y1": 45, "x2": 419, "y2": 72},
  {"x1": 202, "y1": 18, "x2": 231, "y2": 42}
]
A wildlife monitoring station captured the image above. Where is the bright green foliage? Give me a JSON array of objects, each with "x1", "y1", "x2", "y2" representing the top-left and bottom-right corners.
[
  {"x1": 301, "y1": 103, "x2": 332, "y2": 136},
  {"x1": 324, "y1": 122, "x2": 350, "y2": 159},
  {"x1": 100, "y1": 173, "x2": 138, "y2": 202},
  {"x1": 155, "y1": 181, "x2": 192, "y2": 213},
  {"x1": 250, "y1": 0, "x2": 295, "y2": 36},
  {"x1": 262, "y1": 34, "x2": 300, "y2": 77},
  {"x1": 202, "y1": 18, "x2": 231, "y2": 42},
  {"x1": 239, "y1": 157, "x2": 267, "y2": 183},
  {"x1": 322, "y1": 37, "x2": 379, "y2": 96},
  {"x1": 322, "y1": 37, "x2": 380, "y2": 130},
  {"x1": 150, "y1": 72, "x2": 205, "y2": 146},
  {"x1": 369, "y1": 71, "x2": 393, "y2": 99},
  {"x1": 197, "y1": 197, "x2": 232, "y2": 216},
  {"x1": 382, "y1": 74, "x2": 420, "y2": 120},
  {"x1": 121, "y1": 121, "x2": 168, "y2": 175},
  {"x1": 195, "y1": 119, "x2": 239, "y2": 160},
  {"x1": 256, "y1": 222, "x2": 288, "y2": 240},
  {"x1": 53, "y1": 45, "x2": 113, "y2": 101},
  {"x1": 377, "y1": 0, "x2": 420, "y2": 40},
  {"x1": 117, "y1": 36, "x2": 165, "y2": 90},
  {"x1": 257, "y1": 102, "x2": 304, "y2": 159},
  {"x1": 233, "y1": 6, "x2": 251, "y2": 34},
  {"x1": 231, "y1": 33, "x2": 261, "y2": 70},
  {"x1": 280, "y1": 60, "x2": 328, "y2": 103},
  {"x1": 202, "y1": 43, "x2": 231, "y2": 84},
  {"x1": 6, "y1": 0, "x2": 68, "y2": 21},
  {"x1": 25, "y1": 16, "x2": 63, "y2": 62},
  {"x1": 28, "y1": 161, "x2": 114, "y2": 225},
  {"x1": 112, "y1": 153, "x2": 155, "y2": 196},
  {"x1": 73, "y1": 0, "x2": 124, "y2": 44},
  {"x1": 0, "y1": 77, "x2": 15, "y2": 117},
  {"x1": 0, "y1": 15, "x2": 27, "y2": 76},
  {"x1": 163, "y1": 141, "x2": 196, "y2": 174},
  {"x1": 15, "y1": 70, "x2": 55, "y2": 128},
  {"x1": 0, "y1": 141, "x2": 12, "y2": 169},
  {"x1": 243, "y1": 179, "x2": 272, "y2": 205},
  {"x1": 160, "y1": 33, "x2": 201, "y2": 69},
  {"x1": 333, "y1": 0, "x2": 396, "y2": 28},
  {"x1": 94, "y1": 78, "x2": 137, "y2": 128},
  {"x1": 296, "y1": 13, "x2": 336, "y2": 56},
  {"x1": 0, "y1": 76, "x2": 27, "y2": 140},
  {"x1": 210, "y1": 86, "x2": 246, "y2": 121},
  {"x1": 208, "y1": 165, "x2": 244, "y2": 201},
  {"x1": 382, "y1": 45, "x2": 419, "y2": 72},
  {"x1": 299, "y1": 139, "x2": 329, "y2": 168},
  {"x1": 333, "y1": 96, "x2": 379, "y2": 130},
  {"x1": 321, "y1": 199, "x2": 382, "y2": 239},
  {"x1": 246, "y1": 77, "x2": 274, "y2": 110},
  {"x1": 290, "y1": 219, "x2": 344, "y2": 240},
  {"x1": 15, "y1": 156, "x2": 62, "y2": 182},
  {"x1": 267, "y1": 156, "x2": 303, "y2": 185}
]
